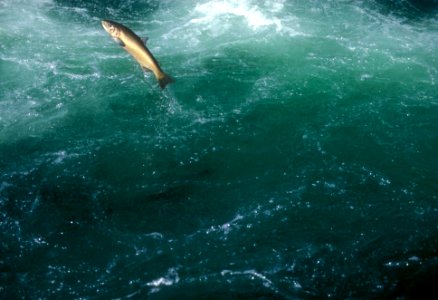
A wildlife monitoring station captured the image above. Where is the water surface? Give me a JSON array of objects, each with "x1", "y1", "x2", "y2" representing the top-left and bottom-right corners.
[{"x1": 1, "y1": 0, "x2": 438, "y2": 298}]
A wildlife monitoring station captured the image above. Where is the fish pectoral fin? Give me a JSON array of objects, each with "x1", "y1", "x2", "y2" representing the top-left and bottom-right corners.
[
  {"x1": 142, "y1": 66, "x2": 153, "y2": 73},
  {"x1": 113, "y1": 37, "x2": 125, "y2": 47}
]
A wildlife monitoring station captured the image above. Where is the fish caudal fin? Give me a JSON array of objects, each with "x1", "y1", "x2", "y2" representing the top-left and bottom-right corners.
[{"x1": 158, "y1": 73, "x2": 174, "y2": 90}]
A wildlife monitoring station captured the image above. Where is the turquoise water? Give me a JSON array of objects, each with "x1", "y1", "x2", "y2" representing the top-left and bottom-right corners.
[{"x1": 1, "y1": 0, "x2": 438, "y2": 298}]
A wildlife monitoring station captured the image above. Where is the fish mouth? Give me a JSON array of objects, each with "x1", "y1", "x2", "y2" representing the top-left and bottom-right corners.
[{"x1": 101, "y1": 20, "x2": 111, "y2": 32}]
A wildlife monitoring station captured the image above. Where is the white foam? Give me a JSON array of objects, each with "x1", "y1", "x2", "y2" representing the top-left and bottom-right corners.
[
  {"x1": 161, "y1": 0, "x2": 304, "y2": 54},
  {"x1": 191, "y1": 0, "x2": 283, "y2": 31},
  {"x1": 146, "y1": 268, "x2": 180, "y2": 294},
  {"x1": 221, "y1": 269, "x2": 273, "y2": 288}
]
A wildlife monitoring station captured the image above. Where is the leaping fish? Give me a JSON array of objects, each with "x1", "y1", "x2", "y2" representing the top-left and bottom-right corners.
[{"x1": 101, "y1": 20, "x2": 173, "y2": 89}]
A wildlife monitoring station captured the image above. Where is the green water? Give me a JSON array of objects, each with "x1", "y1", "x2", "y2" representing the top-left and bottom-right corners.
[{"x1": 1, "y1": 0, "x2": 438, "y2": 298}]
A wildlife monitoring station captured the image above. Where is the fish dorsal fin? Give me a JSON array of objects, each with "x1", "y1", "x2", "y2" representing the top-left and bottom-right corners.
[
  {"x1": 142, "y1": 37, "x2": 149, "y2": 45},
  {"x1": 113, "y1": 37, "x2": 125, "y2": 47}
]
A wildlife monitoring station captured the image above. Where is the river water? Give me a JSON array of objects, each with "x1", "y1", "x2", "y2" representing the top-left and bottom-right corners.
[{"x1": 1, "y1": 0, "x2": 438, "y2": 298}]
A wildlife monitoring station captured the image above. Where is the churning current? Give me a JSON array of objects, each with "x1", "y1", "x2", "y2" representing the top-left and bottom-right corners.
[{"x1": 1, "y1": 0, "x2": 438, "y2": 299}]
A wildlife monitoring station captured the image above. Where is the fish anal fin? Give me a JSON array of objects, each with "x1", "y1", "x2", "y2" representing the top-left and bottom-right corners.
[{"x1": 142, "y1": 66, "x2": 153, "y2": 73}]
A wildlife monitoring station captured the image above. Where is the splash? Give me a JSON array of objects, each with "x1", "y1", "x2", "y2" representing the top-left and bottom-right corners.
[{"x1": 191, "y1": 0, "x2": 283, "y2": 32}]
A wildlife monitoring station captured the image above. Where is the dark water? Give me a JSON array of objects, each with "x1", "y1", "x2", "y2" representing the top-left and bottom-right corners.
[{"x1": 1, "y1": 0, "x2": 438, "y2": 298}]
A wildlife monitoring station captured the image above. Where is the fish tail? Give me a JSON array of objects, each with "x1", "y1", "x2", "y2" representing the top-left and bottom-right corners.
[{"x1": 158, "y1": 73, "x2": 174, "y2": 90}]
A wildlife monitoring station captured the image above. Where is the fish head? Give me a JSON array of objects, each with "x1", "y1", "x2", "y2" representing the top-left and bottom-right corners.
[{"x1": 101, "y1": 20, "x2": 121, "y2": 38}]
